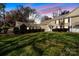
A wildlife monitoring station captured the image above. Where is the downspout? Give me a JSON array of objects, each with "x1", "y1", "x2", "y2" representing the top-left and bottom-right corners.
[{"x1": 69, "y1": 17, "x2": 72, "y2": 32}]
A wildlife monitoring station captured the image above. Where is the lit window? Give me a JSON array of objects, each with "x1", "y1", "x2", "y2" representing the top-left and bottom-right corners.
[
  {"x1": 56, "y1": 20, "x2": 59, "y2": 24},
  {"x1": 65, "y1": 19, "x2": 68, "y2": 23},
  {"x1": 64, "y1": 26, "x2": 68, "y2": 28},
  {"x1": 27, "y1": 27, "x2": 29, "y2": 30}
]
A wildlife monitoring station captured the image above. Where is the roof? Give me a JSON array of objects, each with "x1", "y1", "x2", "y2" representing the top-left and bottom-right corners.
[
  {"x1": 53, "y1": 14, "x2": 68, "y2": 20},
  {"x1": 67, "y1": 7, "x2": 79, "y2": 17},
  {"x1": 16, "y1": 21, "x2": 41, "y2": 28},
  {"x1": 55, "y1": 7, "x2": 79, "y2": 19},
  {"x1": 40, "y1": 19, "x2": 53, "y2": 25}
]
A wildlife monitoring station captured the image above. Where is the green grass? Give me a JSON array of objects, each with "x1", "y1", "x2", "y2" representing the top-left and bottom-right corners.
[{"x1": 0, "y1": 32, "x2": 79, "y2": 56}]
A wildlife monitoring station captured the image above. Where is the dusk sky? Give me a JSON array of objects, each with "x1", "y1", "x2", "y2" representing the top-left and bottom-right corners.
[{"x1": 5, "y1": 3, "x2": 79, "y2": 16}]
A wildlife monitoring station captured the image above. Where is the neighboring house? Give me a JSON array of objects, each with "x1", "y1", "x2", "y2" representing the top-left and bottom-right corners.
[
  {"x1": 8, "y1": 20, "x2": 42, "y2": 33},
  {"x1": 40, "y1": 19, "x2": 53, "y2": 32},
  {"x1": 15, "y1": 21, "x2": 41, "y2": 30},
  {"x1": 40, "y1": 7, "x2": 79, "y2": 32}
]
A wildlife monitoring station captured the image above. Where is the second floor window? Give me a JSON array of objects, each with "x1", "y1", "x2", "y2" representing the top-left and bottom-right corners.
[
  {"x1": 56, "y1": 20, "x2": 59, "y2": 24},
  {"x1": 65, "y1": 18, "x2": 68, "y2": 23}
]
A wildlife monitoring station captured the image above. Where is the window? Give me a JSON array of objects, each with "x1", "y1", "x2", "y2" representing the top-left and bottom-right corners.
[
  {"x1": 27, "y1": 27, "x2": 29, "y2": 30},
  {"x1": 64, "y1": 26, "x2": 68, "y2": 28},
  {"x1": 56, "y1": 20, "x2": 59, "y2": 24},
  {"x1": 73, "y1": 25, "x2": 79, "y2": 28},
  {"x1": 65, "y1": 18, "x2": 68, "y2": 23}
]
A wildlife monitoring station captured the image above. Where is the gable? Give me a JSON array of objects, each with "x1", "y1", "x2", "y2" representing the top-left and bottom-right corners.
[{"x1": 67, "y1": 7, "x2": 79, "y2": 17}]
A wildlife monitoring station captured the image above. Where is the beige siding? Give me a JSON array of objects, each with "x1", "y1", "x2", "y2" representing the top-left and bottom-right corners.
[
  {"x1": 15, "y1": 21, "x2": 23, "y2": 27},
  {"x1": 67, "y1": 8, "x2": 79, "y2": 17},
  {"x1": 56, "y1": 20, "x2": 59, "y2": 24},
  {"x1": 40, "y1": 25, "x2": 52, "y2": 32},
  {"x1": 71, "y1": 17, "x2": 79, "y2": 26},
  {"x1": 48, "y1": 20, "x2": 55, "y2": 26}
]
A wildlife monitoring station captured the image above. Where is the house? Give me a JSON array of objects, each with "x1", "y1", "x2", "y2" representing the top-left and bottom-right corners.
[
  {"x1": 15, "y1": 21, "x2": 41, "y2": 30},
  {"x1": 40, "y1": 7, "x2": 79, "y2": 32},
  {"x1": 8, "y1": 20, "x2": 42, "y2": 33}
]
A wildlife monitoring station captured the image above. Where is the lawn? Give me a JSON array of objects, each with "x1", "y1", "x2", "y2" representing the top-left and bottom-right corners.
[{"x1": 0, "y1": 32, "x2": 79, "y2": 56}]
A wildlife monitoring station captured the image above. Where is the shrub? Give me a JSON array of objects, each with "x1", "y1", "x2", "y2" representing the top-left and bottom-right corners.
[
  {"x1": 13, "y1": 27, "x2": 20, "y2": 34},
  {"x1": 3, "y1": 28, "x2": 9, "y2": 34},
  {"x1": 20, "y1": 24, "x2": 27, "y2": 34},
  {"x1": 0, "y1": 28, "x2": 2, "y2": 33}
]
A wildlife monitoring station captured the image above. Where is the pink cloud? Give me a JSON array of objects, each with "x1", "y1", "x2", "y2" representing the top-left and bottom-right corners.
[
  {"x1": 37, "y1": 6, "x2": 77, "y2": 14},
  {"x1": 37, "y1": 3, "x2": 62, "y2": 10}
]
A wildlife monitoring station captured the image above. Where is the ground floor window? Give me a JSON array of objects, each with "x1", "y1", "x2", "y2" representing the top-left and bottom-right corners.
[{"x1": 73, "y1": 25, "x2": 79, "y2": 28}]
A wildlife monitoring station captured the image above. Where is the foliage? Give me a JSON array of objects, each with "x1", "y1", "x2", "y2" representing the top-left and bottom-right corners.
[
  {"x1": 0, "y1": 28, "x2": 2, "y2": 33},
  {"x1": 0, "y1": 3, "x2": 5, "y2": 10},
  {"x1": 20, "y1": 24, "x2": 27, "y2": 34},
  {"x1": 5, "y1": 5, "x2": 36, "y2": 22},
  {"x1": 42, "y1": 16, "x2": 52, "y2": 22},
  {"x1": 13, "y1": 27, "x2": 20, "y2": 34},
  {"x1": 2, "y1": 23, "x2": 10, "y2": 33}
]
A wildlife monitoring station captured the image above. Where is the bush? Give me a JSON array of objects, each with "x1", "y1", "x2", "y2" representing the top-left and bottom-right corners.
[
  {"x1": 2, "y1": 23, "x2": 10, "y2": 34},
  {"x1": 27, "y1": 29, "x2": 44, "y2": 33},
  {"x1": 13, "y1": 27, "x2": 20, "y2": 34},
  {"x1": 0, "y1": 28, "x2": 2, "y2": 33},
  {"x1": 3, "y1": 28, "x2": 9, "y2": 34},
  {"x1": 20, "y1": 24, "x2": 27, "y2": 34}
]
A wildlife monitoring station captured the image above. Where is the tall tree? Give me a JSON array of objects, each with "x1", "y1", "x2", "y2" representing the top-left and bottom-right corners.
[
  {"x1": 17, "y1": 5, "x2": 36, "y2": 22},
  {"x1": 0, "y1": 3, "x2": 5, "y2": 16},
  {"x1": 0, "y1": 3, "x2": 6, "y2": 23}
]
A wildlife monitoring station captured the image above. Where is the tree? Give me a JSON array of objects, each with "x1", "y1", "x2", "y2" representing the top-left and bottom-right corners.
[
  {"x1": 0, "y1": 4, "x2": 9, "y2": 33},
  {"x1": 16, "y1": 5, "x2": 36, "y2": 22},
  {"x1": 0, "y1": 3, "x2": 6, "y2": 22},
  {"x1": 42, "y1": 16, "x2": 51, "y2": 21},
  {"x1": 2, "y1": 22, "x2": 10, "y2": 33},
  {"x1": 13, "y1": 27, "x2": 20, "y2": 34},
  {"x1": 5, "y1": 5, "x2": 36, "y2": 23},
  {"x1": 20, "y1": 24, "x2": 27, "y2": 34},
  {"x1": 5, "y1": 11, "x2": 16, "y2": 27}
]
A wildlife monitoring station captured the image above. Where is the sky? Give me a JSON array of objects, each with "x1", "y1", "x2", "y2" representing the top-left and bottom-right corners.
[
  {"x1": 3, "y1": 3, "x2": 79, "y2": 24},
  {"x1": 5, "y1": 3, "x2": 79, "y2": 17}
]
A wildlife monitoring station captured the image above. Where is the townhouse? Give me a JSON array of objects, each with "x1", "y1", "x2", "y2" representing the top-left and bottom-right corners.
[{"x1": 40, "y1": 7, "x2": 79, "y2": 32}]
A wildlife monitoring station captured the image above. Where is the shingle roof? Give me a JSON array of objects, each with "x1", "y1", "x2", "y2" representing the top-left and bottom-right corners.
[
  {"x1": 40, "y1": 19, "x2": 53, "y2": 25},
  {"x1": 16, "y1": 21, "x2": 41, "y2": 29}
]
